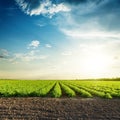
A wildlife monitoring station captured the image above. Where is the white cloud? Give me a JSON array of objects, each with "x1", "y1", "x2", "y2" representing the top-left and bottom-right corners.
[
  {"x1": 61, "y1": 29, "x2": 120, "y2": 39},
  {"x1": 30, "y1": 2, "x2": 70, "y2": 18},
  {"x1": 36, "y1": 22, "x2": 46, "y2": 27},
  {"x1": 0, "y1": 49, "x2": 9, "y2": 59},
  {"x1": 45, "y1": 44, "x2": 52, "y2": 48},
  {"x1": 56, "y1": 14, "x2": 120, "y2": 40},
  {"x1": 14, "y1": 51, "x2": 48, "y2": 62},
  {"x1": 69, "y1": 0, "x2": 109, "y2": 16},
  {"x1": 62, "y1": 51, "x2": 72, "y2": 56},
  {"x1": 28, "y1": 40, "x2": 40, "y2": 49},
  {"x1": 15, "y1": 0, "x2": 70, "y2": 18}
]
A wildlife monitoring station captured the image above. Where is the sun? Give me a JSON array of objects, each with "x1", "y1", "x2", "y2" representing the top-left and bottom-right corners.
[{"x1": 81, "y1": 54, "x2": 109, "y2": 78}]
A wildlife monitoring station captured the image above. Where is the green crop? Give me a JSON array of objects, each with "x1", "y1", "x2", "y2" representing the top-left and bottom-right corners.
[
  {"x1": 60, "y1": 83, "x2": 76, "y2": 97},
  {"x1": 0, "y1": 79, "x2": 119, "y2": 98},
  {"x1": 51, "y1": 82, "x2": 62, "y2": 98},
  {"x1": 64, "y1": 83, "x2": 92, "y2": 98}
]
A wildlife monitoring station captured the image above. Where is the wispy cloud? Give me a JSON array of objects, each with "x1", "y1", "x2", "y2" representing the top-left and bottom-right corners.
[
  {"x1": 0, "y1": 49, "x2": 9, "y2": 59},
  {"x1": 15, "y1": 0, "x2": 70, "y2": 17},
  {"x1": 62, "y1": 51, "x2": 72, "y2": 56},
  {"x1": 63, "y1": 0, "x2": 107, "y2": 5},
  {"x1": 36, "y1": 21, "x2": 46, "y2": 27},
  {"x1": 4, "y1": 41, "x2": 50, "y2": 63},
  {"x1": 52, "y1": 1, "x2": 120, "y2": 42},
  {"x1": 52, "y1": 0, "x2": 120, "y2": 38},
  {"x1": 0, "y1": 56, "x2": 4, "y2": 58},
  {"x1": 61, "y1": 29, "x2": 120, "y2": 39},
  {"x1": 45, "y1": 44, "x2": 52, "y2": 48},
  {"x1": 28, "y1": 40, "x2": 40, "y2": 49},
  {"x1": 13, "y1": 50, "x2": 48, "y2": 62}
]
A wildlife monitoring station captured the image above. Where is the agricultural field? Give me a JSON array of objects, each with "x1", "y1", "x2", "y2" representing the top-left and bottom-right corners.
[
  {"x1": 0, "y1": 79, "x2": 120, "y2": 119},
  {"x1": 0, "y1": 80, "x2": 120, "y2": 99}
]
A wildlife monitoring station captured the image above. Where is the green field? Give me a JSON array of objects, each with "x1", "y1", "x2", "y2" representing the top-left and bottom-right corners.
[{"x1": 0, "y1": 80, "x2": 120, "y2": 99}]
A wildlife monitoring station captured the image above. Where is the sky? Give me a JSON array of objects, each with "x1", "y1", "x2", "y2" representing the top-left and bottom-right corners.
[{"x1": 0, "y1": 0, "x2": 120, "y2": 79}]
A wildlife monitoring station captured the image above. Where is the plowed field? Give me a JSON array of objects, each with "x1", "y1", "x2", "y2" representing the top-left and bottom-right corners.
[{"x1": 0, "y1": 97, "x2": 120, "y2": 120}]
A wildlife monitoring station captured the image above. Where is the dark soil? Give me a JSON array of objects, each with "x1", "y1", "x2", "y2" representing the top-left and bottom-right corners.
[{"x1": 0, "y1": 97, "x2": 120, "y2": 120}]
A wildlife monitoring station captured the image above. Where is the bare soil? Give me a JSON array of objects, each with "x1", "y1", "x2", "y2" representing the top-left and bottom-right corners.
[{"x1": 0, "y1": 97, "x2": 120, "y2": 120}]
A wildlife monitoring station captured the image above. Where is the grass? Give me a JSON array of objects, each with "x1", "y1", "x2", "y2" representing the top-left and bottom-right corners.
[{"x1": 0, "y1": 79, "x2": 120, "y2": 98}]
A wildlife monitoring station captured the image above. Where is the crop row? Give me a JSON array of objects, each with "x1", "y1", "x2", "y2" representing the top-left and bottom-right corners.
[{"x1": 0, "y1": 80, "x2": 119, "y2": 98}]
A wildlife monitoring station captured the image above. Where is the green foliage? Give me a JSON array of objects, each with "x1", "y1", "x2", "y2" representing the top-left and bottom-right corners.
[
  {"x1": 51, "y1": 82, "x2": 62, "y2": 98},
  {"x1": 0, "y1": 80, "x2": 119, "y2": 98},
  {"x1": 60, "y1": 83, "x2": 76, "y2": 97},
  {"x1": 81, "y1": 86, "x2": 106, "y2": 98},
  {"x1": 64, "y1": 83, "x2": 92, "y2": 98},
  {"x1": 38, "y1": 82, "x2": 56, "y2": 97},
  {"x1": 104, "y1": 93, "x2": 112, "y2": 99},
  {"x1": 0, "y1": 80, "x2": 55, "y2": 97}
]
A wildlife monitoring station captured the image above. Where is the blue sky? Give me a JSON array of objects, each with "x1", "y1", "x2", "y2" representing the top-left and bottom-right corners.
[{"x1": 0, "y1": 0, "x2": 120, "y2": 79}]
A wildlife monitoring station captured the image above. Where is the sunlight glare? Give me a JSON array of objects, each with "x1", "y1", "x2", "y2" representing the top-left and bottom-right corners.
[{"x1": 81, "y1": 54, "x2": 110, "y2": 78}]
